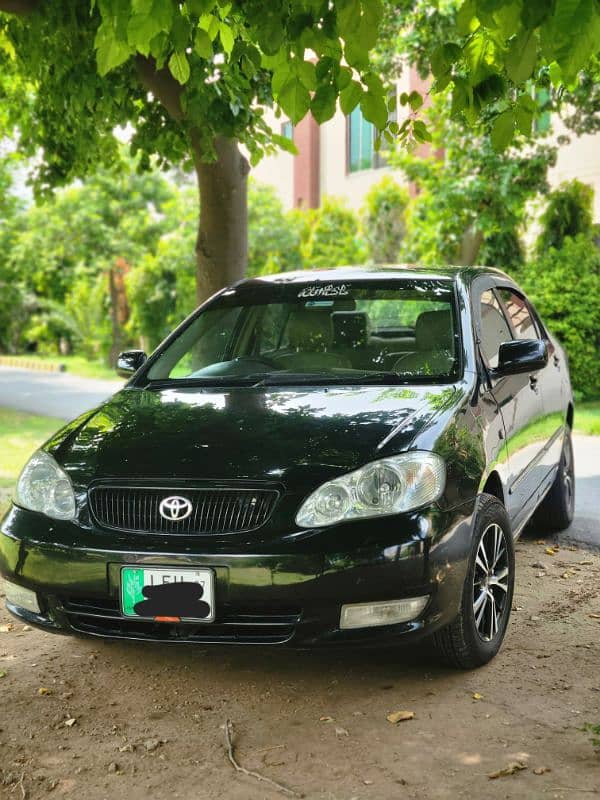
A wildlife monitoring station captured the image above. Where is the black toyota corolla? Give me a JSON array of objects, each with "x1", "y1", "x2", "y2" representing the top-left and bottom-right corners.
[{"x1": 0, "y1": 266, "x2": 575, "y2": 668}]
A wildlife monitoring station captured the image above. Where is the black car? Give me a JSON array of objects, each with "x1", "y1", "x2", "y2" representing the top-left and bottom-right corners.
[{"x1": 1, "y1": 266, "x2": 575, "y2": 668}]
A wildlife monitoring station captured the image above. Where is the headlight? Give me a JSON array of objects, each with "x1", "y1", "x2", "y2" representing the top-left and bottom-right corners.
[
  {"x1": 15, "y1": 451, "x2": 76, "y2": 521},
  {"x1": 296, "y1": 452, "x2": 445, "y2": 528}
]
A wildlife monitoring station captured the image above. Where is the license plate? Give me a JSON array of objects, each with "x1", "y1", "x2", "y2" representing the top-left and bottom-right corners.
[{"x1": 120, "y1": 567, "x2": 215, "y2": 622}]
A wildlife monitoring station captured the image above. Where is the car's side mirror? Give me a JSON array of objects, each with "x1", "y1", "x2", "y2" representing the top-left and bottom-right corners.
[
  {"x1": 116, "y1": 350, "x2": 147, "y2": 378},
  {"x1": 493, "y1": 339, "x2": 548, "y2": 377}
]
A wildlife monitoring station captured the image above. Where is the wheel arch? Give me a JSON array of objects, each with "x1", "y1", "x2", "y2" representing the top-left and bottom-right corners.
[{"x1": 481, "y1": 470, "x2": 505, "y2": 507}]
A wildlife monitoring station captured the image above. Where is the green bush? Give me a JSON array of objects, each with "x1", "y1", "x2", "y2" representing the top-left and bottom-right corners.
[
  {"x1": 247, "y1": 181, "x2": 303, "y2": 276},
  {"x1": 537, "y1": 179, "x2": 594, "y2": 253},
  {"x1": 302, "y1": 197, "x2": 366, "y2": 268},
  {"x1": 361, "y1": 176, "x2": 409, "y2": 263},
  {"x1": 479, "y1": 230, "x2": 524, "y2": 271},
  {"x1": 522, "y1": 234, "x2": 600, "y2": 399}
]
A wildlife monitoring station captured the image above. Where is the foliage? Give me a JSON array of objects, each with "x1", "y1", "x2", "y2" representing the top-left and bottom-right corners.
[
  {"x1": 361, "y1": 176, "x2": 409, "y2": 263},
  {"x1": 537, "y1": 179, "x2": 594, "y2": 253},
  {"x1": 392, "y1": 94, "x2": 554, "y2": 266},
  {"x1": 302, "y1": 197, "x2": 366, "y2": 268},
  {"x1": 247, "y1": 181, "x2": 303, "y2": 277},
  {"x1": 0, "y1": 0, "x2": 393, "y2": 193},
  {"x1": 376, "y1": 0, "x2": 600, "y2": 150},
  {"x1": 522, "y1": 234, "x2": 600, "y2": 399},
  {"x1": 479, "y1": 230, "x2": 524, "y2": 271}
]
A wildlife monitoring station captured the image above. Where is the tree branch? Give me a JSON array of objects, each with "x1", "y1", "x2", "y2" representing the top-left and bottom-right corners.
[
  {"x1": 135, "y1": 55, "x2": 184, "y2": 122},
  {"x1": 0, "y1": 0, "x2": 38, "y2": 13}
]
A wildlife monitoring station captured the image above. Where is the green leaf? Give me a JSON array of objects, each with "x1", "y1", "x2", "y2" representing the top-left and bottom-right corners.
[
  {"x1": 126, "y1": 13, "x2": 163, "y2": 55},
  {"x1": 219, "y1": 22, "x2": 234, "y2": 54},
  {"x1": 514, "y1": 104, "x2": 533, "y2": 136},
  {"x1": 278, "y1": 79, "x2": 311, "y2": 124},
  {"x1": 311, "y1": 84, "x2": 337, "y2": 123},
  {"x1": 297, "y1": 60, "x2": 317, "y2": 91},
  {"x1": 360, "y1": 90, "x2": 388, "y2": 129},
  {"x1": 413, "y1": 119, "x2": 432, "y2": 143},
  {"x1": 194, "y1": 29, "x2": 213, "y2": 59},
  {"x1": 521, "y1": 0, "x2": 552, "y2": 29},
  {"x1": 408, "y1": 90, "x2": 423, "y2": 111},
  {"x1": 340, "y1": 80, "x2": 363, "y2": 115},
  {"x1": 337, "y1": 0, "x2": 362, "y2": 39},
  {"x1": 457, "y1": 0, "x2": 479, "y2": 36},
  {"x1": 272, "y1": 64, "x2": 291, "y2": 95},
  {"x1": 95, "y1": 27, "x2": 131, "y2": 75},
  {"x1": 506, "y1": 29, "x2": 537, "y2": 84},
  {"x1": 491, "y1": 109, "x2": 515, "y2": 150},
  {"x1": 168, "y1": 51, "x2": 190, "y2": 84},
  {"x1": 271, "y1": 133, "x2": 298, "y2": 155},
  {"x1": 336, "y1": 66, "x2": 352, "y2": 91}
]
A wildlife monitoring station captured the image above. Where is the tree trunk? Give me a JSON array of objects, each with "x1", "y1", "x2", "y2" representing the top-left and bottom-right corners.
[
  {"x1": 108, "y1": 257, "x2": 131, "y2": 367},
  {"x1": 458, "y1": 225, "x2": 484, "y2": 266},
  {"x1": 192, "y1": 135, "x2": 250, "y2": 305}
]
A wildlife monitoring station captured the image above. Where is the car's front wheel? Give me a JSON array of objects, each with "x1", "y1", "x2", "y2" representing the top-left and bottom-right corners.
[{"x1": 433, "y1": 495, "x2": 515, "y2": 669}]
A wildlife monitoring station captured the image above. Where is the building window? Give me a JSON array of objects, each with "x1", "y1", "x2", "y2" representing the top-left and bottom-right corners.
[
  {"x1": 281, "y1": 120, "x2": 293, "y2": 141},
  {"x1": 347, "y1": 107, "x2": 388, "y2": 173}
]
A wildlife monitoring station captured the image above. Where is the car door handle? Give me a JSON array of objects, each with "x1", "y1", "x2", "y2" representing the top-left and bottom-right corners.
[{"x1": 529, "y1": 375, "x2": 539, "y2": 392}]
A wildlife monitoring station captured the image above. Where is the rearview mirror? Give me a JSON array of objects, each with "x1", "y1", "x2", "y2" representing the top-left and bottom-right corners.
[
  {"x1": 494, "y1": 339, "x2": 548, "y2": 377},
  {"x1": 116, "y1": 350, "x2": 147, "y2": 378}
]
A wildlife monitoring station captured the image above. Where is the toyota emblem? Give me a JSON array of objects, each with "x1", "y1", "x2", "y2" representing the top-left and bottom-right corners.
[{"x1": 159, "y1": 495, "x2": 193, "y2": 521}]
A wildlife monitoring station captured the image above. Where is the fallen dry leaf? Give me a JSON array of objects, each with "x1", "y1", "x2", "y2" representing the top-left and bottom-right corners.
[
  {"x1": 64, "y1": 718, "x2": 76, "y2": 727},
  {"x1": 319, "y1": 716, "x2": 334, "y2": 723},
  {"x1": 488, "y1": 761, "x2": 527, "y2": 779},
  {"x1": 37, "y1": 687, "x2": 51, "y2": 695},
  {"x1": 545, "y1": 548, "x2": 557, "y2": 556},
  {"x1": 472, "y1": 692, "x2": 483, "y2": 701},
  {"x1": 0, "y1": 623, "x2": 14, "y2": 633},
  {"x1": 335, "y1": 727, "x2": 349, "y2": 737},
  {"x1": 533, "y1": 766, "x2": 551, "y2": 775},
  {"x1": 387, "y1": 710, "x2": 415, "y2": 724},
  {"x1": 0, "y1": 670, "x2": 6, "y2": 678},
  {"x1": 589, "y1": 613, "x2": 600, "y2": 620}
]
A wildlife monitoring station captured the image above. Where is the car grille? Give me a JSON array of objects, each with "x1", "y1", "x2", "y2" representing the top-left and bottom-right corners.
[
  {"x1": 57, "y1": 597, "x2": 300, "y2": 644},
  {"x1": 88, "y1": 486, "x2": 278, "y2": 535}
]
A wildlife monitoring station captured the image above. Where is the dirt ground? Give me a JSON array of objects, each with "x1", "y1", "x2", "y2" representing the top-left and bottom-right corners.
[{"x1": 1, "y1": 537, "x2": 599, "y2": 800}]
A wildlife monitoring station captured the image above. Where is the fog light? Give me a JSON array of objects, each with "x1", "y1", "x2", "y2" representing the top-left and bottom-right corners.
[
  {"x1": 3, "y1": 579, "x2": 41, "y2": 614},
  {"x1": 340, "y1": 596, "x2": 429, "y2": 630}
]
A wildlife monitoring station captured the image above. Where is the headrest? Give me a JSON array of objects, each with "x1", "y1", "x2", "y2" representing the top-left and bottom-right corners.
[
  {"x1": 286, "y1": 309, "x2": 332, "y2": 351},
  {"x1": 331, "y1": 311, "x2": 370, "y2": 349},
  {"x1": 415, "y1": 310, "x2": 453, "y2": 352}
]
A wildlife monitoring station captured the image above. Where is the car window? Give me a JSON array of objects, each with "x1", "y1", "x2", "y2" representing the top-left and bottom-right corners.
[
  {"x1": 145, "y1": 279, "x2": 460, "y2": 385},
  {"x1": 497, "y1": 289, "x2": 539, "y2": 340},
  {"x1": 479, "y1": 290, "x2": 512, "y2": 369}
]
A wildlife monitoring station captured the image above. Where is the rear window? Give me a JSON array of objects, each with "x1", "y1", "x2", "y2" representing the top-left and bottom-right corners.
[{"x1": 145, "y1": 279, "x2": 460, "y2": 385}]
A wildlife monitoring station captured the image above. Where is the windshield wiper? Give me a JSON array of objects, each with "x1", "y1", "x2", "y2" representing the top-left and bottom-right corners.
[{"x1": 251, "y1": 371, "x2": 412, "y2": 387}]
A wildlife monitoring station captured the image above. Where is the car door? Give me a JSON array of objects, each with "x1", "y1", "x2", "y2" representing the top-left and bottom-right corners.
[
  {"x1": 496, "y1": 288, "x2": 565, "y2": 488},
  {"x1": 475, "y1": 284, "x2": 548, "y2": 530}
]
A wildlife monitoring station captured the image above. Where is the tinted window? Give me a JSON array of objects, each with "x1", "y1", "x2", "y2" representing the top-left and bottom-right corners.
[
  {"x1": 480, "y1": 290, "x2": 512, "y2": 368},
  {"x1": 146, "y1": 279, "x2": 460, "y2": 385},
  {"x1": 497, "y1": 289, "x2": 538, "y2": 340}
]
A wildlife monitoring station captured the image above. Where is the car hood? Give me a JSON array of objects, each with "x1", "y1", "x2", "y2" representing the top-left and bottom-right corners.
[{"x1": 50, "y1": 384, "x2": 463, "y2": 487}]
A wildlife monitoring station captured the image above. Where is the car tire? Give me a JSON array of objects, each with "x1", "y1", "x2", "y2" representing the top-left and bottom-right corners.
[
  {"x1": 532, "y1": 430, "x2": 575, "y2": 533},
  {"x1": 432, "y1": 494, "x2": 515, "y2": 669}
]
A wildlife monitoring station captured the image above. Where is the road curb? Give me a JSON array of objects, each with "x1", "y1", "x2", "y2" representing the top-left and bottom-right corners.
[{"x1": 0, "y1": 356, "x2": 66, "y2": 373}]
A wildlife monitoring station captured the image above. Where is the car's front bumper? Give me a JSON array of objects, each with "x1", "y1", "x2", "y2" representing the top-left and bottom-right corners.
[{"x1": 0, "y1": 501, "x2": 476, "y2": 647}]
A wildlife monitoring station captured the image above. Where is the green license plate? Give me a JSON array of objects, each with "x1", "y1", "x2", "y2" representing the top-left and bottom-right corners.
[{"x1": 120, "y1": 566, "x2": 215, "y2": 622}]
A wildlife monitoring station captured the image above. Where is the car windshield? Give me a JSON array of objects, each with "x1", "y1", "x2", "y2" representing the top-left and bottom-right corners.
[{"x1": 145, "y1": 278, "x2": 460, "y2": 385}]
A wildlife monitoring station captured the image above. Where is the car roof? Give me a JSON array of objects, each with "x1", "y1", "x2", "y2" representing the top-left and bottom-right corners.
[{"x1": 236, "y1": 264, "x2": 514, "y2": 287}]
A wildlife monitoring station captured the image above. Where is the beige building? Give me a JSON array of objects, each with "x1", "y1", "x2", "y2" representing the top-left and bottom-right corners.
[{"x1": 251, "y1": 72, "x2": 600, "y2": 221}]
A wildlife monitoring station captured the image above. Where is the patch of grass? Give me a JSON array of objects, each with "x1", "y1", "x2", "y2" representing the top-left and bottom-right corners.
[
  {"x1": 575, "y1": 402, "x2": 600, "y2": 436},
  {"x1": 1, "y1": 353, "x2": 123, "y2": 382},
  {"x1": 0, "y1": 409, "x2": 61, "y2": 484}
]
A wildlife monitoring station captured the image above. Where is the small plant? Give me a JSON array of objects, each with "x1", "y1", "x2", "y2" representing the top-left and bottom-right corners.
[{"x1": 583, "y1": 722, "x2": 600, "y2": 752}]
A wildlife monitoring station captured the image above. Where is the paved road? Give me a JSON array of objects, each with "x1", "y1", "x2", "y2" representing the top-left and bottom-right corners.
[
  {"x1": 0, "y1": 366, "x2": 122, "y2": 420},
  {"x1": 0, "y1": 367, "x2": 598, "y2": 547}
]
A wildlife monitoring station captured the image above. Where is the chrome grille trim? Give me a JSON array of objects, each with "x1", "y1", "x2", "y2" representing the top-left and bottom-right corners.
[{"x1": 88, "y1": 486, "x2": 278, "y2": 535}]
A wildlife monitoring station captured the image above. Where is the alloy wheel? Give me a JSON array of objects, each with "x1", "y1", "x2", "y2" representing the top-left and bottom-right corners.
[{"x1": 473, "y1": 523, "x2": 510, "y2": 642}]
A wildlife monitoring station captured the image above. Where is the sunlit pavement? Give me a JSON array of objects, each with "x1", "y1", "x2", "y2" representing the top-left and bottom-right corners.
[{"x1": 0, "y1": 367, "x2": 598, "y2": 548}]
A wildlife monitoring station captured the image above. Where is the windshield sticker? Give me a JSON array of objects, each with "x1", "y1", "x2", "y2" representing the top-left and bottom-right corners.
[{"x1": 298, "y1": 283, "x2": 350, "y2": 299}]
